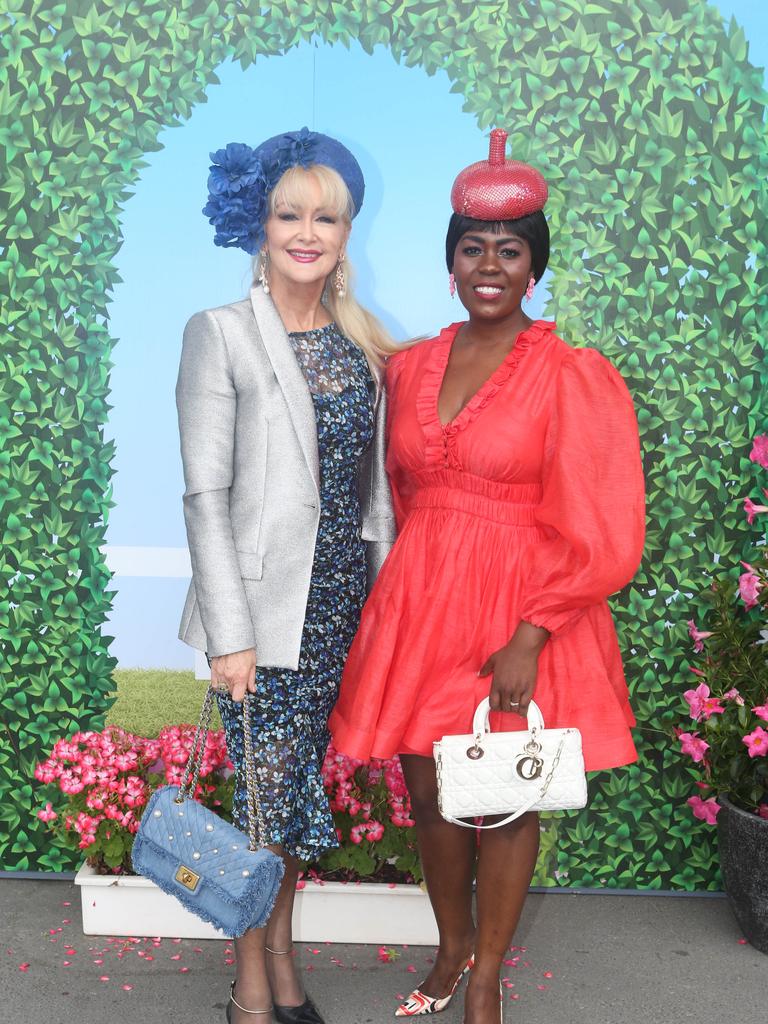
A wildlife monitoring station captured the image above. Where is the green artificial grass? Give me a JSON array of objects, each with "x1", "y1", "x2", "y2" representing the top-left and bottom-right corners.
[{"x1": 106, "y1": 669, "x2": 222, "y2": 737}]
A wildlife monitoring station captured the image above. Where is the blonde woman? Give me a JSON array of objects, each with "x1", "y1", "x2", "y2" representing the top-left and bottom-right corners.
[{"x1": 177, "y1": 129, "x2": 397, "y2": 1024}]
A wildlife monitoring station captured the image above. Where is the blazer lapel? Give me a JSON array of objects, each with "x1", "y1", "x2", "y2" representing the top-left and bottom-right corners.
[
  {"x1": 249, "y1": 284, "x2": 320, "y2": 495},
  {"x1": 365, "y1": 353, "x2": 384, "y2": 413}
]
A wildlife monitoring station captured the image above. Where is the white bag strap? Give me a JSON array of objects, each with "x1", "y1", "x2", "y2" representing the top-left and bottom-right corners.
[{"x1": 442, "y1": 789, "x2": 543, "y2": 830}]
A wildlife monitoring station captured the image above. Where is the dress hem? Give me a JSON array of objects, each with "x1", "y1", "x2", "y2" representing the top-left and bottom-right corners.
[{"x1": 329, "y1": 714, "x2": 638, "y2": 774}]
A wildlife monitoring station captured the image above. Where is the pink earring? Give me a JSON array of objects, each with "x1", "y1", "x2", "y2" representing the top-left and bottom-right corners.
[
  {"x1": 449, "y1": 272, "x2": 456, "y2": 298},
  {"x1": 525, "y1": 276, "x2": 535, "y2": 301}
]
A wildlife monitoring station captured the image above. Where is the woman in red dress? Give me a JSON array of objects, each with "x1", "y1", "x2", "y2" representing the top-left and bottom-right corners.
[{"x1": 329, "y1": 131, "x2": 645, "y2": 1024}]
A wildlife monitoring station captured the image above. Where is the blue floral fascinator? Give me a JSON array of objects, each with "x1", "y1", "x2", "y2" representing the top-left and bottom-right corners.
[{"x1": 203, "y1": 127, "x2": 365, "y2": 255}]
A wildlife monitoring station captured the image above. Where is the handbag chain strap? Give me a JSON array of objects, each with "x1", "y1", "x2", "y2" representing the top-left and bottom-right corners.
[
  {"x1": 177, "y1": 686, "x2": 268, "y2": 853},
  {"x1": 538, "y1": 736, "x2": 566, "y2": 797}
]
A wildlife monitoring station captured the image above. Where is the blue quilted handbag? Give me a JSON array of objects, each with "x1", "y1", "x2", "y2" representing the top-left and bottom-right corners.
[{"x1": 132, "y1": 688, "x2": 284, "y2": 937}]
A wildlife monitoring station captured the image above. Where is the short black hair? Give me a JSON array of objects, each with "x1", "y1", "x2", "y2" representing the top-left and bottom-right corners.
[{"x1": 445, "y1": 210, "x2": 550, "y2": 281}]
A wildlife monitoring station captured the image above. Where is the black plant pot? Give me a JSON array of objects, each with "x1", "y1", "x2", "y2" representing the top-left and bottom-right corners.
[{"x1": 718, "y1": 793, "x2": 768, "y2": 954}]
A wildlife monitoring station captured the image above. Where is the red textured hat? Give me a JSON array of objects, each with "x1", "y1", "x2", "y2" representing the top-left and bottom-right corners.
[{"x1": 450, "y1": 129, "x2": 548, "y2": 220}]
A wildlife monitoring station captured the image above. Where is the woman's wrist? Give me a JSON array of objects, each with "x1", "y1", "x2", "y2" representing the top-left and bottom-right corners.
[{"x1": 508, "y1": 620, "x2": 550, "y2": 654}]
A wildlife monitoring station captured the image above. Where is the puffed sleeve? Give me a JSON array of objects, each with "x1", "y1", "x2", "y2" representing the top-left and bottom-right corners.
[
  {"x1": 385, "y1": 348, "x2": 410, "y2": 531},
  {"x1": 519, "y1": 347, "x2": 645, "y2": 637}
]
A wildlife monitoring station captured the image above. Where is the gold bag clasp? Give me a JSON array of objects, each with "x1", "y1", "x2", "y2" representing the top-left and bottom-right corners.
[{"x1": 175, "y1": 865, "x2": 200, "y2": 891}]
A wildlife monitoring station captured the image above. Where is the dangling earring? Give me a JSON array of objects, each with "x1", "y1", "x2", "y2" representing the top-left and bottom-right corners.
[
  {"x1": 525, "y1": 275, "x2": 535, "y2": 301},
  {"x1": 448, "y1": 272, "x2": 456, "y2": 298},
  {"x1": 334, "y1": 256, "x2": 346, "y2": 299},
  {"x1": 259, "y1": 250, "x2": 270, "y2": 294}
]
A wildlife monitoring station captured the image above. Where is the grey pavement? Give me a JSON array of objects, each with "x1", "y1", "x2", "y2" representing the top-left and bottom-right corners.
[{"x1": 2, "y1": 878, "x2": 765, "y2": 1024}]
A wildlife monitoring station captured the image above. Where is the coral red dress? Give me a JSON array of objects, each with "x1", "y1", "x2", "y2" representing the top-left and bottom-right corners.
[{"x1": 329, "y1": 320, "x2": 645, "y2": 771}]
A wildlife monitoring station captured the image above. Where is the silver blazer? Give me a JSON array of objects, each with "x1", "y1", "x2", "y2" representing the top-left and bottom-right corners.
[{"x1": 176, "y1": 283, "x2": 396, "y2": 666}]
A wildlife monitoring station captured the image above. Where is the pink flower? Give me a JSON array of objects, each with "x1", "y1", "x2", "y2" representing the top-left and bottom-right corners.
[
  {"x1": 723, "y1": 688, "x2": 745, "y2": 706},
  {"x1": 687, "y1": 619, "x2": 713, "y2": 653},
  {"x1": 749, "y1": 434, "x2": 768, "y2": 469},
  {"x1": 738, "y1": 563, "x2": 762, "y2": 609},
  {"x1": 679, "y1": 732, "x2": 709, "y2": 763},
  {"x1": 743, "y1": 727, "x2": 768, "y2": 758},
  {"x1": 752, "y1": 704, "x2": 768, "y2": 721},
  {"x1": 37, "y1": 803, "x2": 58, "y2": 823},
  {"x1": 758, "y1": 805, "x2": 768, "y2": 820},
  {"x1": 683, "y1": 684, "x2": 724, "y2": 721},
  {"x1": 744, "y1": 495, "x2": 768, "y2": 525},
  {"x1": 377, "y1": 946, "x2": 400, "y2": 963},
  {"x1": 367, "y1": 821, "x2": 385, "y2": 842},
  {"x1": 687, "y1": 795, "x2": 720, "y2": 824}
]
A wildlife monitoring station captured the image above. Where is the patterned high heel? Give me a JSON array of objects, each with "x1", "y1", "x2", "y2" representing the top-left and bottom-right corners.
[
  {"x1": 225, "y1": 981, "x2": 272, "y2": 1022},
  {"x1": 395, "y1": 954, "x2": 475, "y2": 1016}
]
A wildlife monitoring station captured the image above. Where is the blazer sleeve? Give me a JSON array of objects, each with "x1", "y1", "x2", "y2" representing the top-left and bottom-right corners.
[
  {"x1": 358, "y1": 364, "x2": 395, "y2": 591},
  {"x1": 176, "y1": 310, "x2": 256, "y2": 657},
  {"x1": 518, "y1": 347, "x2": 646, "y2": 637}
]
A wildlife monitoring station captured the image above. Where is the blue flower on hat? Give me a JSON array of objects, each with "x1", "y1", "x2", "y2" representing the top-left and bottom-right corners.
[
  {"x1": 203, "y1": 127, "x2": 364, "y2": 256},
  {"x1": 207, "y1": 142, "x2": 264, "y2": 196}
]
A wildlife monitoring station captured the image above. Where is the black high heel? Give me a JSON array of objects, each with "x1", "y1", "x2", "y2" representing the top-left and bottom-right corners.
[
  {"x1": 225, "y1": 980, "x2": 273, "y2": 1022},
  {"x1": 266, "y1": 946, "x2": 326, "y2": 1024}
]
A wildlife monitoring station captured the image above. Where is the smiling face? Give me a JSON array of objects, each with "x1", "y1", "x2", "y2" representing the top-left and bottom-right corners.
[
  {"x1": 451, "y1": 229, "x2": 534, "y2": 321},
  {"x1": 263, "y1": 166, "x2": 351, "y2": 291}
]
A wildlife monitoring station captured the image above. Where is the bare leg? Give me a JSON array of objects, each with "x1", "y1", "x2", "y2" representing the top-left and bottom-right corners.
[
  {"x1": 400, "y1": 754, "x2": 476, "y2": 996},
  {"x1": 230, "y1": 849, "x2": 303, "y2": 1022},
  {"x1": 230, "y1": 927, "x2": 269, "y2": 1023},
  {"x1": 464, "y1": 813, "x2": 540, "y2": 1023},
  {"x1": 265, "y1": 853, "x2": 305, "y2": 1006}
]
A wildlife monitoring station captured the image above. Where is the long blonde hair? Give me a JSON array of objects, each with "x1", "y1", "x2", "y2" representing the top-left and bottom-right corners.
[{"x1": 257, "y1": 164, "x2": 400, "y2": 360}]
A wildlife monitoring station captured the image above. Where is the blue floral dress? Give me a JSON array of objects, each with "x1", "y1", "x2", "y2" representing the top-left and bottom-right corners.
[{"x1": 216, "y1": 323, "x2": 373, "y2": 860}]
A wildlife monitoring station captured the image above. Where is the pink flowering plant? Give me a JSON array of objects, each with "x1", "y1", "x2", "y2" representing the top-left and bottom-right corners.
[
  {"x1": 35, "y1": 725, "x2": 420, "y2": 883},
  {"x1": 314, "y1": 746, "x2": 422, "y2": 884},
  {"x1": 677, "y1": 434, "x2": 768, "y2": 823},
  {"x1": 34, "y1": 724, "x2": 233, "y2": 873}
]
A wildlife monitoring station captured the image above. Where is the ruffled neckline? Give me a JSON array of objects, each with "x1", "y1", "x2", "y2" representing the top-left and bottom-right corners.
[{"x1": 417, "y1": 319, "x2": 556, "y2": 467}]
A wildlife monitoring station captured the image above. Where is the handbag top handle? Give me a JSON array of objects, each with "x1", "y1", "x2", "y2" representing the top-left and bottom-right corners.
[{"x1": 471, "y1": 698, "x2": 546, "y2": 738}]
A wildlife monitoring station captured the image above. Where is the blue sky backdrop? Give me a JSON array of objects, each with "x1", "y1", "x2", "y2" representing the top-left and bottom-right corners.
[{"x1": 104, "y1": 3, "x2": 768, "y2": 668}]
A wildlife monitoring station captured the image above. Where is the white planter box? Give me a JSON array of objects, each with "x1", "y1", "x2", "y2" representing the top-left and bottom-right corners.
[{"x1": 75, "y1": 863, "x2": 438, "y2": 945}]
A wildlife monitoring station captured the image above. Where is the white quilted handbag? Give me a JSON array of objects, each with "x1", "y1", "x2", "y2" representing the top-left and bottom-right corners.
[{"x1": 433, "y1": 699, "x2": 587, "y2": 828}]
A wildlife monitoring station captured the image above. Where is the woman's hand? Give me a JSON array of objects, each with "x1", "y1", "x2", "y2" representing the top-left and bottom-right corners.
[
  {"x1": 210, "y1": 648, "x2": 257, "y2": 703},
  {"x1": 478, "y1": 622, "x2": 550, "y2": 717}
]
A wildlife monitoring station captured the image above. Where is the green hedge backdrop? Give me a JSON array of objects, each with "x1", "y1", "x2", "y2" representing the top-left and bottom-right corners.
[{"x1": 1, "y1": 0, "x2": 766, "y2": 885}]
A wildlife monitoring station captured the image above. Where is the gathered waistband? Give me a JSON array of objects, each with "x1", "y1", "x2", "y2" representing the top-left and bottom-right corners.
[{"x1": 408, "y1": 471, "x2": 543, "y2": 527}]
